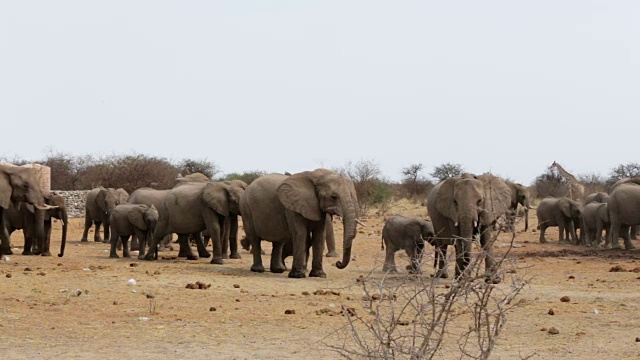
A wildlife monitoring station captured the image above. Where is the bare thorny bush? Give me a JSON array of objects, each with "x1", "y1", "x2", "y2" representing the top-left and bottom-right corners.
[{"x1": 325, "y1": 219, "x2": 530, "y2": 359}]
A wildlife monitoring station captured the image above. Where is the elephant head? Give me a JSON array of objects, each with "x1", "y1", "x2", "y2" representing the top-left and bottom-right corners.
[
  {"x1": 558, "y1": 197, "x2": 582, "y2": 220},
  {"x1": 420, "y1": 220, "x2": 436, "y2": 246},
  {"x1": 507, "y1": 181, "x2": 531, "y2": 231},
  {"x1": 433, "y1": 174, "x2": 511, "y2": 241},
  {"x1": 96, "y1": 187, "x2": 122, "y2": 217},
  {"x1": 276, "y1": 169, "x2": 359, "y2": 270},
  {"x1": 202, "y1": 182, "x2": 242, "y2": 217},
  {"x1": 128, "y1": 204, "x2": 159, "y2": 244},
  {"x1": 45, "y1": 192, "x2": 68, "y2": 257}
]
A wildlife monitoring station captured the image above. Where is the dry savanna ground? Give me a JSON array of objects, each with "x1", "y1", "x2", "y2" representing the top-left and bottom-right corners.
[{"x1": 1, "y1": 199, "x2": 640, "y2": 359}]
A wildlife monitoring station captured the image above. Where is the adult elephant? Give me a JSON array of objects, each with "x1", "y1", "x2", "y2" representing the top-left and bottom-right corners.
[
  {"x1": 0, "y1": 164, "x2": 54, "y2": 255},
  {"x1": 240, "y1": 169, "x2": 358, "y2": 278},
  {"x1": 427, "y1": 173, "x2": 511, "y2": 282},
  {"x1": 143, "y1": 181, "x2": 243, "y2": 263},
  {"x1": 4, "y1": 191, "x2": 68, "y2": 257},
  {"x1": 506, "y1": 181, "x2": 531, "y2": 232},
  {"x1": 81, "y1": 187, "x2": 129, "y2": 243},
  {"x1": 584, "y1": 192, "x2": 609, "y2": 205},
  {"x1": 608, "y1": 179, "x2": 640, "y2": 250},
  {"x1": 536, "y1": 197, "x2": 583, "y2": 244}
]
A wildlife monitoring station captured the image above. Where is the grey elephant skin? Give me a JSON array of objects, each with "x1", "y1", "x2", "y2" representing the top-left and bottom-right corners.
[
  {"x1": 81, "y1": 187, "x2": 129, "y2": 243},
  {"x1": 536, "y1": 197, "x2": 583, "y2": 243},
  {"x1": 144, "y1": 181, "x2": 243, "y2": 263},
  {"x1": 506, "y1": 181, "x2": 531, "y2": 232},
  {"x1": 4, "y1": 192, "x2": 68, "y2": 257},
  {"x1": 582, "y1": 202, "x2": 610, "y2": 247},
  {"x1": 109, "y1": 204, "x2": 159, "y2": 259},
  {"x1": 0, "y1": 164, "x2": 52, "y2": 255},
  {"x1": 240, "y1": 169, "x2": 359, "y2": 278},
  {"x1": 381, "y1": 215, "x2": 435, "y2": 273},
  {"x1": 426, "y1": 173, "x2": 511, "y2": 282},
  {"x1": 607, "y1": 178, "x2": 640, "y2": 249}
]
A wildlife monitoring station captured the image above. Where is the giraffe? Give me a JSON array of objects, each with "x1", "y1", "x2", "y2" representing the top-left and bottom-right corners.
[{"x1": 549, "y1": 161, "x2": 585, "y2": 201}]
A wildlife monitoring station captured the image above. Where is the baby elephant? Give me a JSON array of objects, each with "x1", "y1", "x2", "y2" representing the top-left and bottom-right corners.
[
  {"x1": 582, "y1": 202, "x2": 610, "y2": 247},
  {"x1": 536, "y1": 197, "x2": 583, "y2": 244},
  {"x1": 109, "y1": 204, "x2": 159, "y2": 259},
  {"x1": 381, "y1": 215, "x2": 435, "y2": 273}
]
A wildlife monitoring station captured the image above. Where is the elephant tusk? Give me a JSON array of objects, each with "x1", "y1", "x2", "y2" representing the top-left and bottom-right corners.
[
  {"x1": 473, "y1": 220, "x2": 478, "y2": 228},
  {"x1": 356, "y1": 219, "x2": 368, "y2": 227},
  {"x1": 35, "y1": 204, "x2": 58, "y2": 210},
  {"x1": 454, "y1": 221, "x2": 459, "y2": 227}
]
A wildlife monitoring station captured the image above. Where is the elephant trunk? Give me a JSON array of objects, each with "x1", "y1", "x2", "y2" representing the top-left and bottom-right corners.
[
  {"x1": 336, "y1": 201, "x2": 357, "y2": 269},
  {"x1": 58, "y1": 210, "x2": 68, "y2": 257}
]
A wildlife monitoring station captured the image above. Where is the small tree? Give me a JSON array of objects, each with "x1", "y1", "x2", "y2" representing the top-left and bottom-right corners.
[
  {"x1": 401, "y1": 163, "x2": 433, "y2": 198},
  {"x1": 430, "y1": 162, "x2": 465, "y2": 182},
  {"x1": 176, "y1": 158, "x2": 219, "y2": 179},
  {"x1": 220, "y1": 170, "x2": 266, "y2": 185},
  {"x1": 335, "y1": 159, "x2": 383, "y2": 214},
  {"x1": 578, "y1": 172, "x2": 608, "y2": 195},
  {"x1": 607, "y1": 162, "x2": 640, "y2": 187},
  {"x1": 532, "y1": 169, "x2": 567, "y2": 199}
]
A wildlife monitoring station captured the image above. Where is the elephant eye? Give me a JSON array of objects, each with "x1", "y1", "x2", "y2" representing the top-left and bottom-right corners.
[
  {"x1": 477, "y1": 199, "x2": 482, "y2": 206},
  {"x1": 331, "y1": 194, "x2": 338, "y2": 200},
  {"x1": 453, "y1": 200, "x2": 458, "y2": 207}
]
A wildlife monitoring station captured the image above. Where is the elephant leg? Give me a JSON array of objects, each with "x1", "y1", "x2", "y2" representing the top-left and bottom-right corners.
[
  {"x1": 383, "y1": 246, "x2": 397, "y2": 273},
  {"x1": 122, "y1": 234, "x2": 132, "y2": 258},
  {"x1": 80, "y1": 212, "x2": 91, "y2": 242},
  {"x1": 178, "y1": 234, "x2": 199, "y2": 260},
  {"x1": 203, "y1": 213, "x2": 223, "y2": 265},
  {"x1": 454, "y1": 239, "x2": 471, "y2": 280},
  {"x1": 433, "y1": 244, "x2": 448, "y2": 278},
  {"x1": 610, "y1": 220, "x2": 622, "y2": 249},
  {"x1": 557, "y1": 222, "x2": 566, "y2": 243},
  {"x1": 270, "y1": 242, "x2": 286, "y2": 273},
  {"x1": 309, "y1": 225, "x2": 327, "y2": 278},
  {"x1": 229, "y1": 216, "x2": 241, "y2": 259},
  {"x1": 631, "y1": 225, "x2": 639, "y2": 240},
  {"x1": 93, "y1": 221, "x2": 103, "y2": 242},
  {"x1": 286, "y1": 212, "x2": 308, "y2": 278},
  {"x1": 143, "y1": 221, "x2": 170, "y2": 261},
  {"x1": 539, "y1": 223, "x2": 548, "y2": 243},
  {"x1": 40, "y1": 221, "x2": 52, "y2": 256},
  {"x1": 325, "y1": 215, "x2": 339, "y2": 258},
  {"x1": 405, "y1": 245, "x2": 420, "y2": 274},
  {"x1": 250, "y1": 237, "x2": 265, "y2": 273},
  {"x1": 221, "y1": 217, "x2": 230, "y2": 259},
  {"x1": 480, "y1": 229, "x2": 500, "y2": 283},
  {"x1": 192, "y1": 232, "x2": 211, "y2": 259},
  {"x1": 109, "y1": 231, "x2": 120, "y2": 258},
  {"x1": 621, "y1": 225, "x2": 635, "y2": 250},
  {"x1": 130, "y1": 234, "x2": 139, "y2": 251}
]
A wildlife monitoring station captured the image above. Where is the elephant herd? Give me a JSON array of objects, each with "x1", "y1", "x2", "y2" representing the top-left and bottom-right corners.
[
  {"x1": 4, "y1": 162, "x2": 640, "y2": 283},
  {"x1": 536, "y1": 177, "x2": 640, "y2": 250}
]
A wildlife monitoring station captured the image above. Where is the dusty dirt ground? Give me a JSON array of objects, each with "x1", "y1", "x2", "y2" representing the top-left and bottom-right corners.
[{"x1": 2, "y1": 200, "x2": 640, "y2": 359}]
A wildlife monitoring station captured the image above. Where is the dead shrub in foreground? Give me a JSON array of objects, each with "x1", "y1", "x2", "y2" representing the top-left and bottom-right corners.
[{"x1": 325, "y1": 230, "x2": 529, "y2": 359}]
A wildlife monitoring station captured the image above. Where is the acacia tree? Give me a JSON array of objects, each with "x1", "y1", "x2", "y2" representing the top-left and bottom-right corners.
[
  {"x1": 176, "y1": 158, "x2": 219, "y2": 179},
  {"x1": 401, "y1": 163, "x2": 432, "y2": 197},
  {"x1": 607, "y1": 162, "x2": 640, "y2": 186},
  {"x1": 430, "y1": 162, "x2": 465, "y2": 182}
]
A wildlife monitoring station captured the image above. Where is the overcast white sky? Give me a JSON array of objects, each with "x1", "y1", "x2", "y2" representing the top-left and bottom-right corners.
[{"x1": 1, "y1": 1, "x2": 639, "y2": 184}]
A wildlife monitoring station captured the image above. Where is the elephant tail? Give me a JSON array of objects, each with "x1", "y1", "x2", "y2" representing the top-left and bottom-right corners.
[{"x1": 381, "y1": 234, "x2": 384, "y2": 250}]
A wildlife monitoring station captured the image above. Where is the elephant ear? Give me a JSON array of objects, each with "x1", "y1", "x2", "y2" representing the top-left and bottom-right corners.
[
  {"x1": 0, "y1": 171, "x2": 11, "y2": 209},
  {"x1": 115, "y1": 188, "x2": 129, "y2": 203},
  {"x1": 96, "y1": 188, "x2": 108, "y2": 212},
  {"x1": 277, "y1": 172, "x2": 322, "y2": 221},
  {"x1": 558, "y1": 197, "x2": 572, "y2": 218},
  {"x1": 127, "y1": 205, "x2": 147, "y2": 230},
  {"x1": 433, "y1": 177, "x2": 459, "y2": 223},
  {"x1": 202, "y1": 182, "x2": 230, "y2": 217},
  {"x1": 478, "y1": 175, "x2": 512, "y2": 225}
]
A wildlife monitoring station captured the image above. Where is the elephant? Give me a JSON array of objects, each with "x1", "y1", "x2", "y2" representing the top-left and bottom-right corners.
[
  {"x1": 240, "y1": 169, "x2": 359, "y2": 278},
  {"x1": 426, "y1": 173, "x2": 511, "y2": 282},
  {"x1": 81, "y1": 187, "x2": 129, "y2": 243},
  {"x1": 584, "y1": 192, "x2": 609, "y2": 206},
  {"x1": 607, "y1": 179, "x2": 640, "y2": 250},
  {"x1": 127, "y1": 187, "x2": 172, "y2": 251},
  {"x1": 536, "y1": 197, "x2": 583, "y2": 244},
  {"x1": 381, "y1": 215, "x2": 435, "y2": 273},
  {"x1": 109, "y1": 204, "x2": 159, "y2": 259},
  {"x1": 505, "y1": 181, "x2": 531, "y2": 232},
  {"x1": 3, "y1": 191, "x2": 68, "y2": 257},
  {"x1": 0, "y1": 164, "x2": 54, "y2": 255},
  {"x1": 143, "y1": 181, "x2": 243, "y2": 263},
  {"x1": 581, "y1": 202, "x2": 610, "y2": 247}
]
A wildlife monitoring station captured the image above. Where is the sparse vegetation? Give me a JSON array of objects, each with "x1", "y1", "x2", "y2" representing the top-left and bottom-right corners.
[{"x1": 430, "y1": 162, "x2": 465, "y2": 182}]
